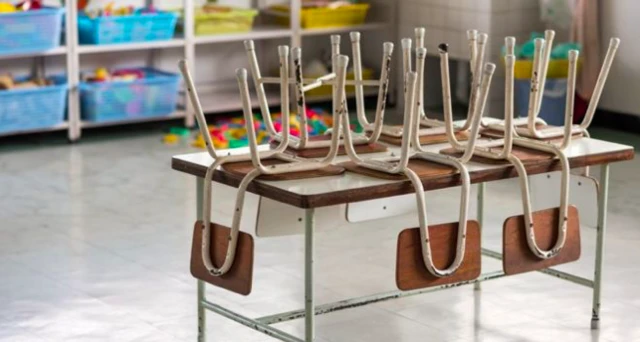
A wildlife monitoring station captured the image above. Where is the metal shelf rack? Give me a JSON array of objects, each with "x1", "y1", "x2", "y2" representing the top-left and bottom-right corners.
[{"x1": 0, "y1": 0, "x2": 397, "y2": 141}]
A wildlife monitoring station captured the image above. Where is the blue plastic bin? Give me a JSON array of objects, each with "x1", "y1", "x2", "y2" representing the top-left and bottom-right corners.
[
  {"x1": 80, "y1": 68, "x2": 179, "y2": 122},
  {"x1": 78, "y1": 12, "x2": 178, "y2": 45},
  {"x1": 514, "y1": 79, "x2": 568, "y2": 126},
  {"x1": 0, "y1": 8, "x2": 64, "y2": 55},
  {"x1": 0, "y1": 76, "x2": 67, "y2": 134}
]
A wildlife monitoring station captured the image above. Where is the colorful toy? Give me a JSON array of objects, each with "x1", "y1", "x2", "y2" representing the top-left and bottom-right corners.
[
  {"x1": 191, "y1": 135, "x2": 206, "y2": 148},
  {"x1": 170, "y1": 126, "x2": 191, "y2": 136},
  {"x1": 163, "y1": 127, "x2": 192, "y2": 145},
  {"x1": 0, "y1": 2, "x2": 17, "y2": 13},
  {"x1": 17, "y1": 0, "x2": 42, "y2": 11},
  {"x1": 163, "y1": 133, "x2": 180, "y2": 144},
  {"x1": 93, "y1": 67, "x2": 110, "y2": 82},
  {"x1": 190, "y1": 107, "x2": 337, "y2": 150},
  {"x1": 85, "y1": 4, "x2": 154, "y2": 19},
  {"x1": 83, "y1": 67, "x2": 145, "y2": 83},
  {"x1": 0, "y1": 74, "x2": 51, "y2": 90},
  {"x1": 0, "y1": 0, "x2": 42, "y2": 12}
]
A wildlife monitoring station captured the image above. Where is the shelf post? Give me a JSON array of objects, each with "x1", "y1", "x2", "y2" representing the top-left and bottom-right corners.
[
  {"x1": 291, "y1": 0, "x2": 301, "y2": 48},
  {"x1": 184, "y1": 0, "x2": 196, "y2": 128},
  {"x1": 66, "y1": 0, "x2": 81, "y2": 141}
]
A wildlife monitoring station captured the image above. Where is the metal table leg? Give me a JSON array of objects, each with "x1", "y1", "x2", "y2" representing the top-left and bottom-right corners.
[
  {"x1": 591, "y1": 164, "x2": 610, "y2": 329},
  {"x1": 197, "y1": 177, "x2": 207, "y2": 341},
  {"x1": 305, "y1": 208, "x2": 316, "y2": 341},
  {"x1": 475, "y1": 182, "x2": 485, "y2": 291}
]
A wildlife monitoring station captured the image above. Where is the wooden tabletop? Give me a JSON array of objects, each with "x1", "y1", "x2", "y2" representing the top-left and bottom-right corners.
[{"x1": 172, "y1": 138, "x2": 634, "y2": 209}]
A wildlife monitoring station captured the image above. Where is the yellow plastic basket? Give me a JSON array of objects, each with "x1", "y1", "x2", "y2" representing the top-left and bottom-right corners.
[
  {"x1": 194, "y1": 8, "x2": 258, "y2": 35},
  {"x1": 306, "y1": 68, "x2": 374, "y2": 97},
  {"x1": 512, "y1": 59, "x2": 583, "y2": 79},
  {"x1": 271, "y1": 4, "x2": 370, "y2": 29}
]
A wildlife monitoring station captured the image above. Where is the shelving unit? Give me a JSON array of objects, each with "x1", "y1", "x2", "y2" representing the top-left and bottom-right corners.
[
  {"x1": 0, "y1": 0, "x2": 397, "y2": 141},
  {"x1": 76, "y1": 39, "x2": 187, "y2": 54}
]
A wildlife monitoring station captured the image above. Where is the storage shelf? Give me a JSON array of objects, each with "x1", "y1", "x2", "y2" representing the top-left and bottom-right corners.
[
  {"x1": 0, "y1": 121, "x2": 69, "y2": 138},
  {"x1": 2, "y1": 1, "x2": 396, "y2": 141},
  {"x1": 81, "y1": 110, "x2": 186, "y2": 128},
  {"x1": 77, "y1": 39, "x2": 185, "y2": 54},
  {"x1": 194, "y1": 27, "x2": 292, "y2": 45},
  {"x1": 0, "y1": 46, "x2": 67, "y2": 60},
  {"x1": 301, "y1": 22, "x2": 390, "y2": 36},
  {"x1": 183, "y1": 86, "x2": 281, "y2": 114}
]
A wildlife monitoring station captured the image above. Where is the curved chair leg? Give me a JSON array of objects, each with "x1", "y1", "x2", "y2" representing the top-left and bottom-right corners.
[
  {"x1": 507, "y1": 145, "x2": 570, "y2": 259},
  {"x1": 402, "y1": 157, "x2": 471, "y2": 277},
  {"x1": 201, "y1": 161, "x2": 261, "y2": 276}
]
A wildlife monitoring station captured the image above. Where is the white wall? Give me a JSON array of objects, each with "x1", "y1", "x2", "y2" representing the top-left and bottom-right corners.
[
  {"x1": 600, "y1": 0, "x2": 640, "y2": 116},
  {"x1": 398, "y1": 0, "x2": 543, "y2": 117}
]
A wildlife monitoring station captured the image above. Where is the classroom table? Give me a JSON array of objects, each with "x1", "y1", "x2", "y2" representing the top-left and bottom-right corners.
[{"x1": 172, "y1": 137, "x2": 634, "y2": 342}]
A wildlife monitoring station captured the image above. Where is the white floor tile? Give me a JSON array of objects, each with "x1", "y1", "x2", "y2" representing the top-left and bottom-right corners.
[{"x1": 1, "y1": 128, "x2": 639, "y2": 341}]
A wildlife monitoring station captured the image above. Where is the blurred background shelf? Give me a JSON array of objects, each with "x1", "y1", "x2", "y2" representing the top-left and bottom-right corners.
[
  {"x1": 301, "y1": 22, "x2": 390, "y2": 36},
  {"x1": 194, "y1": 27, "x2": 292, "y2": 45},
  {"x1": 179, "y1": 84, "x2": 281, "y2": 114},
  {"x1": 77, "y1": 39, "x2": 186, "y2": 54},
  {"x1": 0, "y1": 0, "x2": 397, "y2": 141},
  {"x1": 0, "y1": 46, "x2": 67, "y2": 60},
  {"x1": 81, "y1": 111, "x2": 186, "y2": 129},
  {"x1": 0, "y1": 122, "x2": 69, "y2": 138}
]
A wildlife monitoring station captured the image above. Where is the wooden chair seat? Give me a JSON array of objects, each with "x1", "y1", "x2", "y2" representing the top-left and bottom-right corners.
[
  {"x1": 480, "y1": 124, "x2": 584, "y2": 140},
  {"x1": 221, "y1": 158, "x2": 345, "y2": 180},
  {"x1": 503, "y1": 206, "x2": 581, "y2": 275},
  {"x1": 340, "y1": 158, "x2": 457, "y2": 181},
  {"x1": 378, "y1": 128, "x2": 468, "y2": 146},
  {"x1": 439, "y1": 144, "x2": 554, "y2": 165},
  {"x1": 191, "y1": 221, "x2": 254, "y2": 295},
  {"x1": 270, "y1": 135, "x2": 387, "y2": 158},
  {"x1": 396, "y1": 221, "x2": 481, "y2": 290}
]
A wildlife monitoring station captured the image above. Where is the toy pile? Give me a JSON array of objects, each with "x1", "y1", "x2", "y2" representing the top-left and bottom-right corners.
[
  {"x1": 0, "y1": 74, "x2": 51, "y2": 90},
  {"x1": 0, "y1": 0, "x2": 42, "y2": 13},
  {"x1": 82, "y1": 67, "x2": 144, "y2": 83},
  {"x1": 189, "y1": 108, "x2": 332, "y2": 149},
  {"x1": 82, "y1": 2, "x2": 158, "y2": 18}
]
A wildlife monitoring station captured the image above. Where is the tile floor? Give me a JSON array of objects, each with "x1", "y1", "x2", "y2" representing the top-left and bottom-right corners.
[{"x1": 1, "y1": 127, "x2": 639, "y2": 341}]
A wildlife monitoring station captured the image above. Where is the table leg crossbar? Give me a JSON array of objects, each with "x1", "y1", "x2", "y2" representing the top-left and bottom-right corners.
[
  {"x1": 196, "y1": 165, "x2": 610, "y2": 341},
  {"x1": 197, "y1": 263, "x2": 589, "y2": 342},
  {"x1": 480, "y1": 248, "x2": 594, "y2": 288}
]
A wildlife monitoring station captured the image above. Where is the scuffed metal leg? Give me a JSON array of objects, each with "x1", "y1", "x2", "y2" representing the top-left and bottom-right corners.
[
  {"x1": 475, "y1": 182, "x2": 485, "y2": 291},
  {"x1": 197, "y1": 178, "x2": 207, "y2": 341},
  {"x1": 591, "y1": 164, "x2": 610, "y2": 329},
  {"x1": 305, "y1": 208, "x2": 316, "y2": 341}
]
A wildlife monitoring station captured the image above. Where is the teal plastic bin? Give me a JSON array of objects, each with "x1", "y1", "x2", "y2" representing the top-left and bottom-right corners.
[
  {"x1": 78, "y1": 11, "x2": 177, "y2": 45},
  {"x1": 0, "y1": 7, "x2": 64, "y2": 55},
  {"x1": 0, "y1": 76, "x2": 67, "y2": 134},
  {"x1": 79, "y1": 68, "x2": 179, "y2": 122}
]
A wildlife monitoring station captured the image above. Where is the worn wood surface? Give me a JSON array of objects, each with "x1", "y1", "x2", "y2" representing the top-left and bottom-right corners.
[
  {"x1": 396, "y1": 221, "x2": 481, "y2": 291},
  {"x1": 172, "y1": 144, "x2": 634, "y2": 209},
  {"x1": 222, "y1": 158, "x2": 345, "y2": 180},
  {"x1": 190, "y1": 221, "x2": 254, "y2": 295},
  {"x1": 270, "y1": 135, "x2": 388, "y2": 158},
  {"x1": 503, "y1": 206, "x2": 581, "y2": 275},
  {"x1": 378, "y1": 130, "x2": 469, "y2": 146},
  {"x1": 339, "y1": 159, "x2": 456, "y2": 181},
  {"x1": 439, "y1": 144, "x2": 554, "y2": 165},
  {"x1": 481, "y1": 124, "x2": 584, "y2": 140}
]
